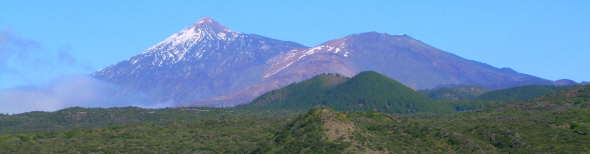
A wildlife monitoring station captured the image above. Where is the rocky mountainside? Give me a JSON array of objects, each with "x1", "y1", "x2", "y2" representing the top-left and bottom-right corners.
[{"x1": 92, "y1": 18, "x2": 306, "y2": 104}]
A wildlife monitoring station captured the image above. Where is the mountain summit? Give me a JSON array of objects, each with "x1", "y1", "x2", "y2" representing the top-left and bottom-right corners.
[
  {"x1": 92, "y1": 18, "x2": 306, "y2": 104},
  {"x1": 191, "y1": 17, "x2": 230, "y2": 31},
  {"x1": 145, "y1": 17, "x2": 240, "y2": 63},
  {"x1": 260, "y1": 32, "x2": 553, "y2": 90}
]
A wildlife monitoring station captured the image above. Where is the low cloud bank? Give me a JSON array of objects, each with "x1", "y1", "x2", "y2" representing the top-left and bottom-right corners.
[
  {"x1": 0, "y1": 75, "x2": 173, "y2": 114},
  {"x1": 0, "y1": 28, "x2": 174, "y2": 114}
]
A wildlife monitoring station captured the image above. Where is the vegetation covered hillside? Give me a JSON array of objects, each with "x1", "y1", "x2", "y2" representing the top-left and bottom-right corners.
[
  {"x1": 1, "y1": 107, "x2": 497, "y2": 153},
  {"x1": 0, "y1": 106, "x2": 303, "y2": 134},
  {"x1": 0, "y1": 113, "x2": 289, "y2": 153},
  {"x1": 1, "y1": 81, "x2": 589, "y2": 153},
  {"x1": 433, "y1": 84, "x2": 590, "y2": 153},
  {"x1": 474, "y1": 85, "x2": 580, "y2": 101},
  {"x1": 492, "y1": 84, "x2": 590, "y2": 112},
  {"x1": 419, "y1": 85, "x2": 490, "y2": 100},
  {"x1": 242, "y1": 71, "x2": 454, "y2": 114},
  {"x1": 2, "y1": 84, "x2": 590, "y2": 154},
  {"x1": 254, "y1": 107, "x2": 497, "y2": 153}
]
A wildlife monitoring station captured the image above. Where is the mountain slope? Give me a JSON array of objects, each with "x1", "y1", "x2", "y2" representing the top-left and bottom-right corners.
[
  {"x1": 183, "y1": 48, "x2": 359, "y2": 107},
  {"x1": 91, "y1": 18, "x2": 306, "y2": 104},
  {"x1": 184, "y1": 32, "x2": 557, "y2": 107},
  {"x1": 263, "y1": 32, "x2": 554, "y2": 90},
  {"x1": 242, "y1": 71, "x2": 454, "y2": 114}
]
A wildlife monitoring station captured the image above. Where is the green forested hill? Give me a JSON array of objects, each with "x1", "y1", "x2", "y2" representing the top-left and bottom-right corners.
[
  {"x1": 419, "y1": 85, "x2": 490, "y2": 100},
  {"x1": 242, "y1": 71, "x2": 454, "y2": 114},
  {"x1": 474, "y1": 85, "x2": 580, "y2": 101},
  {"x1": 254, "y1": 107, "x2": 496, "y2": 153}
]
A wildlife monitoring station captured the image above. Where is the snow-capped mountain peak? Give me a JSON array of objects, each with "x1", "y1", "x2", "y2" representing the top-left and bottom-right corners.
[
  {"x1": 191, "y1": 17, "x2": 235, "y2": 33},
  {"x1": 92, "y1": 17, "x2": 306, "y2": 105},
  {"x1": 147, "y1": 17, "x2": 240, "y2": 52},
  {"x1": 130, "y1": 17, "x2": 248, "y2": 66},
  {"x1": 195, "y1": 17, "x2": 215, "y2": 24}
]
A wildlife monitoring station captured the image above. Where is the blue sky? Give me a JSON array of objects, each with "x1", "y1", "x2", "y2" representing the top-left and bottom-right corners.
[{"x1": 1, "y1": 1, "x2": 589, "y2": 89}]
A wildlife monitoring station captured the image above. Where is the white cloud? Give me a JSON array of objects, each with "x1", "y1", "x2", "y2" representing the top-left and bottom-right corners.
[{"x1": 0, "y1": 75, "x2": 167, "y2": 114}]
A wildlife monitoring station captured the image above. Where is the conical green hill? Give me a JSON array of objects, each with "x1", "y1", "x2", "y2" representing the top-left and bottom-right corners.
[
  {"x1": 242, "y1": 71, "x2": 454, "y2": 114},
  {"x1": 323, "y1": 71, "x2": 453, "y2": 114}
]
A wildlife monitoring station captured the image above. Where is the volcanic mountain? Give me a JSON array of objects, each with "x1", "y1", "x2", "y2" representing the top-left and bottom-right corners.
[
  {"x1": 185, "y1": 32, "x2": 554, "y2": 107},
  {"x1": 263, "y1": 32, "x2": 555, "y2": 90},
  {"x1": 92, "y1": 18, "x2": 307, "y2": 103},
  {"x1": 94, "y1": 17, "x2": 561, "y2": 107}
]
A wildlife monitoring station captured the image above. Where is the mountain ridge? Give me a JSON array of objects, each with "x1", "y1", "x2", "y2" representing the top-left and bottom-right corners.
[{"x1": 93, "y1": 17, "x2": 576, "y2": 107}]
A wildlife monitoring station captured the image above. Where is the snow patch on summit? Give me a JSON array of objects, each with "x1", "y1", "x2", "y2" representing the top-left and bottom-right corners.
[
  {"x1": 263, "y1": 38, "x2": 350, "y2": 78},
  {"x1": 137, "y1": 19, "x2": 241, "y2": 65},
  {"x1": 196, "y1": 17, "x2": 214, "y2": 24}
]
